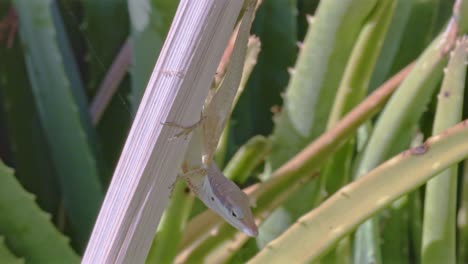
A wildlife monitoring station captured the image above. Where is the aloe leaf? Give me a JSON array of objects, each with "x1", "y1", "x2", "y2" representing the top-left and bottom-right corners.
[
  {"x1": 421, "y1": 37, "x2": 467, "y2": 264},
  {"x1": 50, "y1": 1, "x2": 87, "y2": 115},
  {"x1": 297, "y1": 0, "x2": 319, "y2": 40},
  {"x1": 265, "y1": 0, "x2": 377, "y2": 171},
  {"x1": 0, "y1": 160, "x2": 80, "y2": 263},
  {"x1": 327, "y1": 0, "x2": 395, "y2": 126},
  {"x1": 321, "y1": 238, "x2": 352, "y2": 264},
  {"x1": 146, "y1": 181, "x2": 194, "y2": 264},
  {"x1": 409, "y1": 189, "x2": 424, "y2": 263},
  {"x1": 51, "y1": 0, "x2": 107, "y2": 182},
  {"x1": 379, "y1": 134, "x2": 424, "y2": 263},
  {"x1": 0, "y1": 3, "x2": 60, "y2": 215},
  {"x1": 457, "y1": 0, "x2": 468, "y2": 33},
  {"x1": 248, "y1": 120, "x2": 468, "y2": 263},
  {"x1": 13, "y1": 0, "x2": 103, "y2": 247},
  {"x1": 381, "y1": 197, "x2": 411, "y2": 263},
  {"x1": 322, "y1": 0, "x2": 396, "y2": 206},
  {"x1": 224, "y1": 135, "x2": 271, "y2": 183},
  {"x1": 353, "y1": 15, "x2": 456, "y2": 261}
]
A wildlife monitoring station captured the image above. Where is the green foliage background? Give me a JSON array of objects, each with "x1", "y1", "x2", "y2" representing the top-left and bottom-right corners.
[{"x1": 0, "y1": 0, "x2": 468, "y2": 263}]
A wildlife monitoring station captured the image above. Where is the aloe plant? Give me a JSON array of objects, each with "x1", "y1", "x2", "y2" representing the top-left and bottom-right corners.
[
  {"x1": 1, "y1": 0, "x2": 468, "y2": 262},
  {"x1": 421, "y1": 33, "x2": 467, "y2": 264},
  {"x1": 12, "y1": 0, "x2": 103, "y2": 248}
]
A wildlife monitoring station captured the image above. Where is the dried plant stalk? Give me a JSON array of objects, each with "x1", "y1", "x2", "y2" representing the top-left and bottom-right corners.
[{"x1": 82, "y1": 1, "x2": 243, "y2": 263}]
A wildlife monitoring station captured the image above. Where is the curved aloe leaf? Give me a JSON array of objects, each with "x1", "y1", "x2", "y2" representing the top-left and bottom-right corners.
[
  {"x1": 322, "y1": 0, "x2": 397, "y2": 202},
  {"x1": 297, "y1": 0, "x2": 319, "y2": 40},
  {"x1": 266, "y1": 0, "x2": 377, "y2": 170},
  {"x1": 0, "y1": 160, "x2": 80, "y2": 263},
  {"x1": 0, "y1": 3, "x2": 60, "y2": 215},
  {"x1": 421, "y1": 36, "x2": 467, "y2": 264},
  {"x1": 224, "y1": 135, "x2": 271, "y2": 183},
  {"x1": 51, "y1": 1, "x2": 87, "y2": 116},
  {"x1": 13, "y1": 0, "x2": 103, "y2": 247}
]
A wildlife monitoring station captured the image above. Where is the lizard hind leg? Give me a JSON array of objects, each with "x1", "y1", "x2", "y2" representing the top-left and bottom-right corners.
[
  {"x1": 179, "y1": 166, "x2": 208, "y2": 180},
  {"x1": 179, "y1": 166, "x2": 208, "y2": 196},
  {"x1": 161, "y1": 112, "x2": 205, "y2": 140},
  {"x1": 169, "y1": 166, "x2": 207, "y2": 196}
]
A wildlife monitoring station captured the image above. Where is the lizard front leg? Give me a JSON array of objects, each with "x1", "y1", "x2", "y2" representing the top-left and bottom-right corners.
[{"x1": 162, "y1": 112, "x2": 205, "y2": 140}]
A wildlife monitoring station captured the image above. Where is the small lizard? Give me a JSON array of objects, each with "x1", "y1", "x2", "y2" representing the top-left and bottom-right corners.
[
  {"x1": 180, "y1": 160, "x2": 258, "y2": 237},
  {"x1": 166, "y1": 0, "x2": 258, "y2": 237}
]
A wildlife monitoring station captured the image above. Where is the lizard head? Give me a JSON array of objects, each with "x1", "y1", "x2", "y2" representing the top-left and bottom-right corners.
[
  {"x1": 206, "y1": 163, "x2": 258, "y2": 237},
  {"x1": 220, "y1": 187, "x2": 258, "y2": 237}
]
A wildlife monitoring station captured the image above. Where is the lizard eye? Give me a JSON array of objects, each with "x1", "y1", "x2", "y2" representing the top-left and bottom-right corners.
[{"x1": 230, "y1": 207, "x2": 244, "y2": 219}]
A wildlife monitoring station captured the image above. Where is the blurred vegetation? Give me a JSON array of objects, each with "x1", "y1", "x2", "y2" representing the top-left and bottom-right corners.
[{"x1": 0, "y1": 0, "x2": 468, "y2": 263}]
